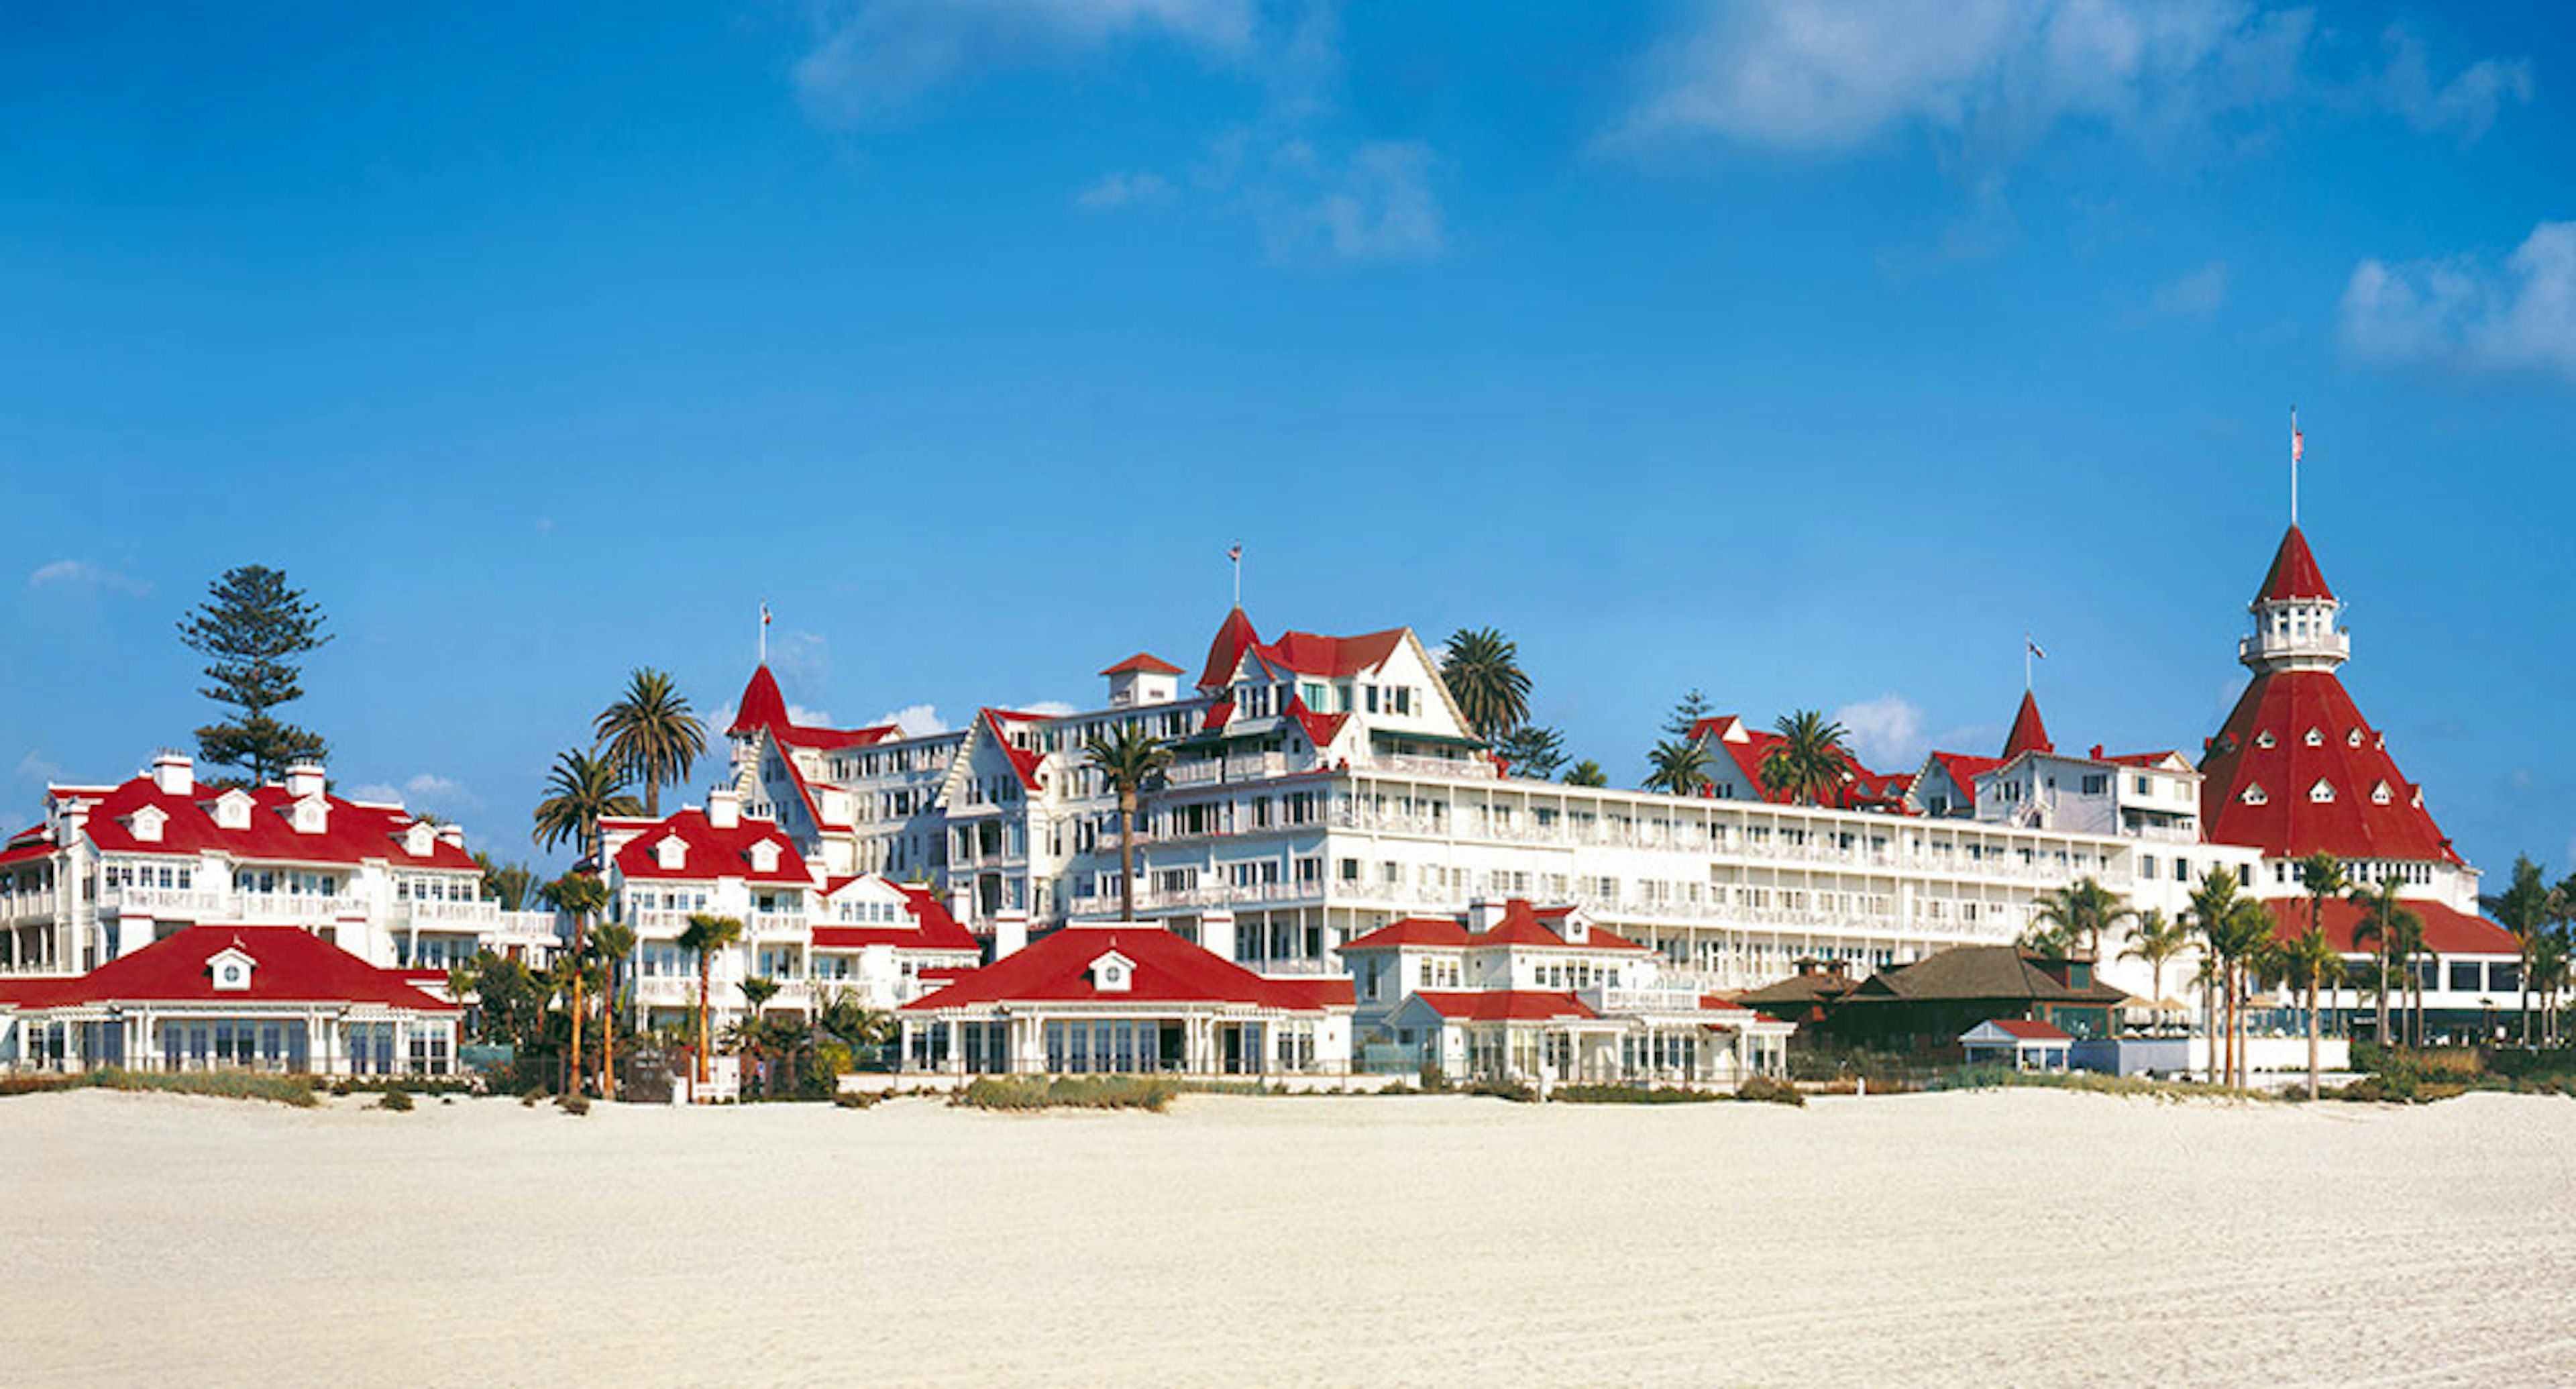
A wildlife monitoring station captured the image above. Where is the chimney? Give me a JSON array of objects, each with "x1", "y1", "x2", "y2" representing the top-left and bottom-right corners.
[
  {"x1": 1466, "y1": 898, "x2": 1505, "y2": 933},
  {"x1": 1199, "y1": 909, "x2": 1237, "y2": 961},
  {"x1": 151, "y1": 750, "x2": 194, "y2": 796},
  {"x1": 994, "y1": 909, "x2": 1029, "y2": 959},
  {"x1": 706, "y1": 786, "x2": 741, "y2": 831},
  {"x1": 435, "y1": 824, "x2": 465, "y2": 850},
  {"x1": 284, "y1": 762, "x2": 325, "y2": 799}
]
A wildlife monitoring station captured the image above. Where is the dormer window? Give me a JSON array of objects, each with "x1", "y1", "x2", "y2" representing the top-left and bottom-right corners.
[
  {"x1": 1089, "y1": 950, "x2": 1135, "y2": 994},
  {"x1": 2371, "y1": 781, "x2": 2394, "y2": 805},
  {"x1": 404, "y1": 821, "x2": 437, "y2": 858},
  {"x1": 2255, "y1": 731, "x2": 2277, "y2": 750},
  {"x1": 211, "y1": 790, "x2": 254, "y2": 831},
  {"x1": 2302, "y1": 727, "x2": 2323, "y2": 748},
  {"x1": 128, "y1": 805, "x2": 168, "y2": 844},
  {"x1": 2347, "y1": 728, "x2": 2365, "y2": 748},
  {"x1": 749, "y1": 840, "x2": 781, "y2": 874},
  {"x1": 289, "y1": 794, "x2": 329, "y2": 835},
  {"x1": 208, "y1": 945, "x2": 256, "y2": 992},
  {"x1": 655, "y1": 835, "x2": 688, "y2": 871},
  {"x1": 2310, "y1": 780, "x2": 2336, "y2": 803},
  {"x1": 2242, "y1": 784, "x2": 2268, "y2": 807}
]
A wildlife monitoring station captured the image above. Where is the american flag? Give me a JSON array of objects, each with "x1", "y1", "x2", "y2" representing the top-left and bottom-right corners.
[
  {"x1": 2027, "y1": 637, "x2": 2047, "y2": 660},
  {"x1": 1227, "y1": 544, "x2": 1242, "y2": 563},
  {"x1": 761, "y1": 603, "x2": 772, "y2": 626}
]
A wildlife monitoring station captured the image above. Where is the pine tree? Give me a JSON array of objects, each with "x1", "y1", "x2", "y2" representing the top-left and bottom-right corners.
[
  {"x1": 177, "y1": 565, "x2": 333, "y2": 783},
  {"x1": 1662, "y1": 688, "x2": 1712, "y2": 739}
]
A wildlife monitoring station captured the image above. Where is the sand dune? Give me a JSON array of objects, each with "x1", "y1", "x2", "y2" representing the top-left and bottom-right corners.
[{"x1": 5, "y1": 1087, "x2": 2573, "y2": 1386}]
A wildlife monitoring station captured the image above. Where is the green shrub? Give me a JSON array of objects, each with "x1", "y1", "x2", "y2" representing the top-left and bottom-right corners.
[
  {"x1": 1552, "y1": 1084, "x2": 1727, "y2": 1104},
  {"x1": 953, "y1": 1075, "x2": 1176, "y2": 1112},
  {"x1": 1462, "y1": 1076, "x2": 1538, "y2": 1103},
  {"x1": 833, "y1": 1090, "x2": 881, "y2": 1109},
  {"x1": 556, "y1": 1093, "x2": 590, "y2": 1117},
  {"x1": 1735, "y1": 1075, "x2": 1807, "y2": 1107},
  {"x1": 0, "y1": 1068, "x2": 319, "y2": 1108},
  {"x1": 1417, "y1": 1061, "x2": 1448, "y2": 1092},
  {"x1": 377, "y1": 1088, "x2": 415, "y2": 1112}
]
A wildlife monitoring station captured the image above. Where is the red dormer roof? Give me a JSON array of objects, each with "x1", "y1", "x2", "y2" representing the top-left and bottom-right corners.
[
  {"x1": 2198, "y1": 670, "x2": 2459, "y2": 864},
  {"x1": 902, "y1": 927, "x2": 1350, "y2": 1012},
  {"x1": 68, "y1": 776, "x2": 476, "y2": 872},
  {"x1": 1199, "y1": 608, "x2": 1261, "y2": 691},
  {"x1": 1411, "y1": 990, "x2": 1596, "y2": 1023},
  {"x1": 610, "y1": 808, "x2": 813, "y2": 886},
  {"x1": 2002, "y1": 691, "x2": 2053, "y2": 759},
  {"x1": 0, "y1": 925, "x2": 455, "y2": 1012},
  {"x1": 1283, "y1": 692, "x2": 1349, "y2": 752},
  {"x1": 2256, "y1": 525, "x2": 2335, "y2": 604},
  {"x1": 1100, "y1": 653, "x2": 1183, "y2": 677}
]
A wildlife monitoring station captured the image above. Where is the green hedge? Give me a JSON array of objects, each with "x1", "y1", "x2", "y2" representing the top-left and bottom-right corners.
[
  {"x1": 0, "y1": 1068, "x2": 319, "y2": 1108},
  {"x1": 953, "y1": 1076, "x2": 1177, "y2": 1112}
]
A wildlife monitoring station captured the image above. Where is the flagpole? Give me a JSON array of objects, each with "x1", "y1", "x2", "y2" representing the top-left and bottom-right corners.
[
  {"x1": 759, "y1": 603, "x2": 767, "y2": 664},
  {"x1": 2290, "y1": 405, "x2": 2300, "y2": 527},
  {"x1": 1231, "y1": 544, "x2": 1242, "y2": 609},
  {"x1": 2024, "y1": 631, "x2": 2033, "y2": 693}
]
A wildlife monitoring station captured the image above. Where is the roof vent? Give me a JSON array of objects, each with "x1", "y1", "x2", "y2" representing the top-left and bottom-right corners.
[
  {"x1": 2242, "y1": 784, "x2": 2268, "y2": 807},
  {"x1": 2347, "y1": 728, "x2": 2365, "y2": 748},
  {"x1": 2303, "y1": 727, "x2": 2323, "y2": 747},
  {"x1": 2371, "y1": 781, "x2": 2393, "y2": 806},
  {"x1": 2309, "y1": 780, "x2": 2336, "y2": 803},
  {"x1": 2256, "y1": 731, "x2": 2277, "y2": 749}
]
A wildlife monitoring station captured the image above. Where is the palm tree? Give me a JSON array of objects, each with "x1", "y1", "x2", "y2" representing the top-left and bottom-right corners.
[
  {"x1": 736, "y1": 975, "x2": 782, "y2": 1097},
  {"x1": 2297, "y1": 850, "x2": 2348, "y2": 950},
  {"x1": 2032, "y1": 876, "x2": 2131, "y2": 959},
  {"x1": 1081, "y1": 724, "x2": 1173, "y2": 922},
  {"x1": 590, "y1": 919, "x2": 637, "y2": 1102},
  {"x1": 1439, "y1": 627, "x2": 1530, "y2": 741},
  {"x1": 2213, "y1": 898, "x2": 2278, "y2": 1087},
  {"x1": 1562, "y1": 760, "x2": 1609, "y2": 788},
  {"x1": 2347, "y1": 876, "x2": 2418, "y2": 1047},
  {"x1": 1642, "y1": 737, "x2": 1715, "y2": 797},
  {"x1": 2390, "y1": 911, "x2": 2429, "y2": 1047},
  {"x1": 2495, "y1": 855, "x2": 2552, "y2": 1044},
  {"x1": 595, "y1": 668, "x2": 707, "y2": 819},
  {"x1": 1758, "y1": 710, "x2": 1851, "y2": 807},
  {"x1": 2271, "y1": 923, "x2": 2343, "y2": 1100},
  {"x1": 2187, "y1": 868, "x2": 2265, "y2": 1086},
  {"x1": 2118, "y1": 909, "x2": 2194, "y2": 1033},
  {"x1": 2530, "y1": 929, "x2": 2572, "y2": 1047},
  {"x1": 678, "y1": 913, "x2": 743, "y2": 1095},
  {"x1": 539, "y1": 871, "x2": 608, "y2": 1096},
  {"x1": 473, "y1": 852, "x2": 537, "y2": 911},
  {"x1": 531, "y1": 747, "x2": 643, "y2": 868}
]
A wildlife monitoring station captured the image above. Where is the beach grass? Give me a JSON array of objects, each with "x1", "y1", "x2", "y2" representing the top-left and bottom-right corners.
[
  {"x1": 1934, "y1": 1062, "x2": 2270, "y2": 1102},
  {"x1": 0, "y1": 1067, "x2": 321, "y2": 1108},
  {"x1": 953, "y1": 1075, "x2": 1178, "y2": 1112}
]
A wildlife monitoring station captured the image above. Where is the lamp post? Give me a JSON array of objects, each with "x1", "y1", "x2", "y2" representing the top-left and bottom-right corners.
[{"x1": 2480, "y1": 998, "x2": 2495, "y2": 1041}]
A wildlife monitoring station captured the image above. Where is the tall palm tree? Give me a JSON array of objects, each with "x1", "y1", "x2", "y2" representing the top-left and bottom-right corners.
[
  {"x1": 2530, "y1": 929, "x2": 2571, "y2": 1047},
  {"x1": 2033, "y1": 876, "x2": 2131, "y2": 959},
  {"x1": 531, "y1": 747, "x2": 643, "y2": 868},
  {"x1": 1758, "y1": 710, "x2": 1851, "y2": 807},
  {"x1": 595, "y1": 668, "x2": 707, "y2": 819},
  {"x1": 472, "y1": 852, "x2": 537, "y2": 911},
  {"x1": 2118, "y1": 909, "x2": 2194, "y2": 1033},
  {"x1": 1562, "y1": 760, "x2": 1609, "y2": 788},
  {"x1": 1439, "y1": 627, "x2": 1530, "y2": 741},
  {"x1": 2212, "y1": 898, "x2": 2277, "y2": 1087},
  {"x1": 678, "y1": 913, "x2": 743, "y2": 1094},
  {"x1": 2271, "y1": 923, "x2": 2343, "y2": 1100},
  {"x1": 1081, "y1": 724, "x2": 1173, "y2": 922},
  {"x1": 1642, "y1": 737, "x2": 1714, "y2": 797},
  {"x1": 2494, "y1": 855, "x2": 2552, "y2": 1044},
  {"x1": 2390, "y1": 912, "x2": 2429, "y2": 1047},
  {"x1": 590, "y1": 919, "x2": 637, "y2": 1102},
  {"x1": 2297, "y1": 850, "x2": 2348, "y2": 950},
  {"x1": 2347, "y1": 876, "x2": 2418, "y2": 1047},
  {"x1": 2187, "y1": 868, "x2": 2259, "y2": 1085},
  {"x1": 736, "y1": 975, "x2": 782, "y2": 1098},
  {"x1": 539, "y1": 871, "x2": 608, "y2": 1096}
]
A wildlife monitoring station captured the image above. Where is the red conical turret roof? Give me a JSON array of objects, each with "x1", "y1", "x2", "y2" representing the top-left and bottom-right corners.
[
  {"x1": 1198, "y1": 607, "x2": 1260, "y2": 692},
  {"x1": 729, "y1": 664, "x2": 789, "y2": 737},
  {"x1": 2255, "y1": 525, "x2": 2335, "y2": 604},
  {"x1": 2001, "y1": 690, "x2": 2053, "y2": 759}
]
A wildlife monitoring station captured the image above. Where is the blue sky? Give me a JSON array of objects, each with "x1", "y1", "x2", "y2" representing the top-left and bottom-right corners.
[{"x1": 5, "y1": 1, "x2": 2572, "y2": 880}]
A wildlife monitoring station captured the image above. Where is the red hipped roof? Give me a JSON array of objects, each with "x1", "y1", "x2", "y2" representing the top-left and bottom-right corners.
[
  {"x1": 1100, "y1": 653, "x2": 1182, "y2": 676},
  {"x1": 0, "y1": 925, "x2": 454, "y2": 1011},
  {"x1": 1412, "y1": 990, "x2": 1596, "y2": 1022},
  {"x1": 2198, "y1": 670, "x2": 2459, "y2": 863},
  {"x1": 1339, "y1": 901, "x2": 1648, "y2": 954},
  {"x1": 610, "y1": 809, "x2": 812, "y2": 886},
  {"x1": 902, "y1": 927, "x2": 1350, "y2": 1012},
  {"x1": 2261, "y1": 897, "x2": 2516, "y2": 956},
  {"x1": 68, "y1": 777, "x2": 476, "y2": 872}
]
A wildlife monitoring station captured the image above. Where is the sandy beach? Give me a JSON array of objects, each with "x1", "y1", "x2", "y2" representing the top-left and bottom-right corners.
[{"x1": 5, "y1": 1088, "x2": 2573, "y2": 1386}]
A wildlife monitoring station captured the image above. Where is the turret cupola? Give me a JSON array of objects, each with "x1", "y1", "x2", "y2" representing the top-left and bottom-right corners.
[{"x1": 2239, "y1": 526, "x2": 2349, "y2": 674}]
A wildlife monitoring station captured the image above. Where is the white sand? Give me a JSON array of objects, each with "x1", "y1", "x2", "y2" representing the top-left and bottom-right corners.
[{"x1": 5, "y1": 1087, "x2": 2574, "y2": 1386}]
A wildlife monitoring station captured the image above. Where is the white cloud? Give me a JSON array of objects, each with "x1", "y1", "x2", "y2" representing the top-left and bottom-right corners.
[
  {"x1": 347, "y1": 783, "x2": 403, "y2": 805},
  {"x1": 1077, "y1": 170, "x2": 1175, "y2": 210},
  {"x1": 1205, "y1": 133, "x2": 1444, "y2": 266},
  {"x1": 405, "y1": 772, "x2": 479, "y2": 809},
  {"x1": 795, "y1": 0, "x2": 1258, "y2": 125},
  {"x1": 787, "y1": 704, "x2": 838, "y2": 728},
  {"x1": 771, "y1": 629, "x2": 831, "y2": 697},
  {"x1": 15, "y1": 750, "x2": 64, "y2": 784},
  {"x1": 1833, "y1": 694, "x2": 1929, "y2": 770},
  {"x1": 28, "y1": 559, "x2": 151, "y2": 597},
  {"x1": 2150, "y1": 260, "x2": 2229, "y2": 320},
  {"x1": 872, "y1": 703, "x2": 950, "y2": 737},
  {"x1": 1008, "y1": 700, "x2": 1080, "y2": 719},
  {"x1": 2377, "y1": 27, "x2": 2531, "y2": 144},
  {"x1": 2340, "y1": 221, "x2": 2576, "y2": 384}
]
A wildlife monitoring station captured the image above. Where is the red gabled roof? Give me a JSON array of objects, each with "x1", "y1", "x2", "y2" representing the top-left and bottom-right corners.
[
  {"x1": 1927, "y1": 752, "x2": 2003, "y2": 809},
  {"x1": 978, "y1": 710, "x2": 1047, "y2": 791},
  {"x1": 2199, "y1": 670, "x2": 2459, "y2": 864},
  {"x1": 811, "y1": 879, "x2": 979, "y2": 953},
  {"x1": 1692, "y1": 718, "x2": 1904, "y2": 812},
  {"x1": 901, "y1": 927, "x2": 1348, "y2": 1012},
  {"x1": 1259, "y1": 628, "x2": 1407, "y2": 679},
  {"x1": 1100, "y1": 653, "x2": 1182, "y2": 677},
  {"x1": 1340, "y1": 918, "x2": 1473, "y2": 952},
  {"x1": 1338, "y1": 902, "x2": 1648, "y2": 954},
  {"x1": 0, "y1": 925, "x2": 455, "y2": 1011},
  {"x1": 1283, "y1": 692, "x2": 1349, "y2": 751},
  {"x1": 2261, "y1": 896, "x2": 2516, "y2": 956},
  {"x1": 1412, "y1": 990, "x2": 1595, "y2": 1023},
  {"x1": 610, "y1": 809, "x2": 812, "y2": 886},
  {"x1": 1199, "y1": 608, "x2": 1262, "y2": 691},
  {"x1": 2002, "y1": 691, "x2": 2054, "y2": 759},
  {"x1": 2256, "y1": 525, "x2": 2335, "y2": 604},
  {"x1": 66, "y1": 776, "x2": 476, "y2": 872},
  {"x1": 1982, "y1": 1018, "x2": 2071, "y2": 1041},
  {"x1": 0, "y1": 831, "x2": 52, "y2": 868},
  {"x1": 1199, "y1": 699, "x2": 1236, "y2": 733}
]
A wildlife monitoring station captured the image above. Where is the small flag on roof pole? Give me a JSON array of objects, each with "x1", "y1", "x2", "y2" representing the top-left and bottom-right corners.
[
  {"x1": 759, "y1": 602, "x2": 771, "y2": 663},
  {"x1": 2025, "y1": 633, "x2": 2046, "y2": 690}
]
